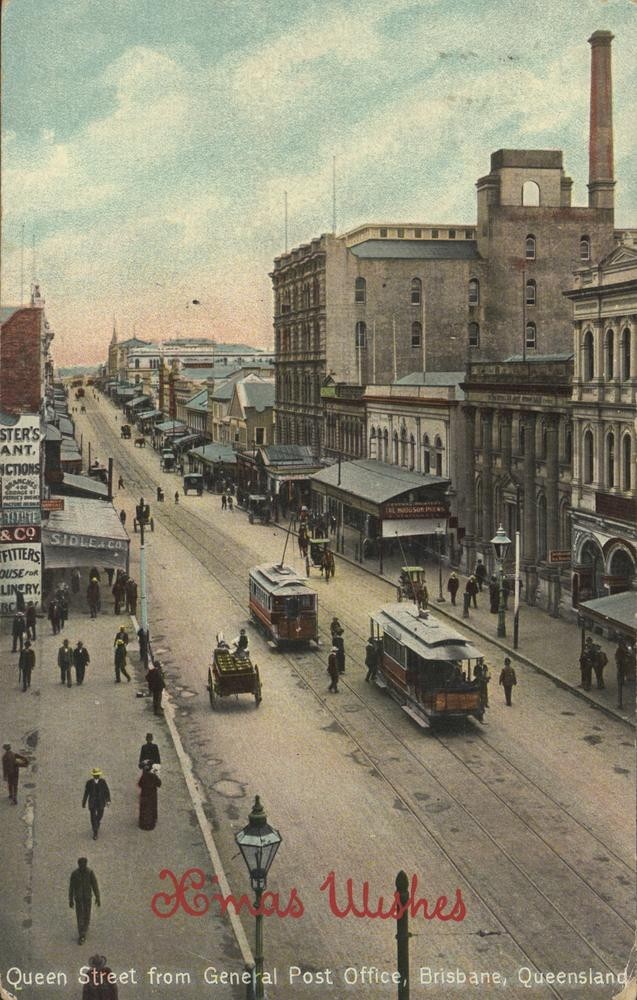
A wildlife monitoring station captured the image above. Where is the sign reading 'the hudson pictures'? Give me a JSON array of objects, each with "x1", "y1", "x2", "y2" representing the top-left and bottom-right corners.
[{"x1": 0, "y1": 414, "x2": 42, "y2": 508}]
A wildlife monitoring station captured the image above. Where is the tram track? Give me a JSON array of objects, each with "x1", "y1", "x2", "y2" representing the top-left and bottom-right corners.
[{"x1": 84, "y1": 401, "x2": 633, "y2": 995}]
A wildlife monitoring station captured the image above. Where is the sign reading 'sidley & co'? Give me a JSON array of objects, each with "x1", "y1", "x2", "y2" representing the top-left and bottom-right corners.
[{"x1": 0, "y1": 415, "x2": 41, "y2": 508}]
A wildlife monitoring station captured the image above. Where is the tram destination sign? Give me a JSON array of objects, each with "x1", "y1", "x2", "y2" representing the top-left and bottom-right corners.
[{"x1": 383, "y1": 501, "x2": 448, "y2": 519}]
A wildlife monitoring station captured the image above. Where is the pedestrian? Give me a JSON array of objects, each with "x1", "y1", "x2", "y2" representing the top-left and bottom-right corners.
[
  {"x1": 465, "y1": 575, "x2": 479, "y2": 609},
  {"x1": 502, "y1": 576, "x2": 511, "y2": 610},
  {"x1": 119, "y1": 510, "x2": 126, "y2": 527},
  {"x1": 330, "y1": 616, "x2": 344, "y2": 639},
  {"x1": 174, "y1": 491, "x2": 179, "y2": 504},
  {"x1": 25, "y1": 601, "x2": 37, "y2": 640},
  {"x1": 125, "y1": 578, "x2": 138, "y2": 616},
  {"x1": 82, "y1": 769, "x2": 111, "y2": 840},
  {"x1": 146, "y1": 661, "x2": 166, "y2": 715},
  {"x1": 48, "y1": 598, "x2": 61, "y2": 634},
  {"x1": 73, "y1": 641, "x2": 90, "y2": 685},
  {"x1": 474, "y1": 559, "x2": 487, "y2": 592},
  {"x1": 118, "y1": 475, "x2": 124, "y2": 490},
  {"x1": 114, "y1": 639, "x2": 131, "y2": 683},
  {"x1": 58, "y1": 638, "x2": 73, "y2": 687},
  {"x1": 58, "y1": 587, "x2": 69, "y2": 627},
  {"x1": 221, "y1": 493, "x2": 227, "y2": 511},
  {"x1": 2, "y1": 743, "x2": 28, "y2": 804},
  {"x1": 71, "y1": 568, "x2": 81, "y2": 595},
  {"x1": 82, "y1": 954, "x2": 119, "y2": 1000},
  {"x1": 615, "y1": 638, "x2": 635, "y2": 709},
  {"x1": 579, "y1": 637, "x2": 594, "y2": 691},
  {"x1": 499, "y1": 657, "x2": 517, "y2": 706},
  {"x1": 489, "y1": 576, "x2": 499, "y2": 614},
  {"x1": 591, "y1": 642, "x2": 608, "y2": 690},
  {"x1": 138, "y1": 761, "x2": 162, "y2": 831},
  {"x1": 227, "y1": 494, "x2": 233, "y2": 512},
  {"x1": 114, "y1": 625, "x2": 129, "y2": 647},
  {"x1": 105, "y1": 567, "x2": 114, "y2": 586},
  {"x1": 462, "y1": 591, "x2": 471, "y2": 619},
  {"x1": 11, "y1": 611, "x2": 26, "y2": 652},
  {"x1": 327, "y1": 647, "x2": 339, "y2": 692},
  {"x1": 87, "y1": 578, "x2": 101, "y2": 619},
  {"x1": 19, "y1": 641, "x2": 35, "y2": 691},
  {"x1": 138, "y1": 732, "x2": 161, "y2": 769},
  {"x1": 446, "y1": 572, "x2": 459, "y2": 605},
  {"x1": 333, "y1": 633, "x2": 346, "y2": 673},
  {"x1": 68, "y1": 858, "x2": 100, "y2": 944},
  {"x1": 364, "y1": 636, "x2": 378, "y2": 682},
  {"x1": 138, "y1": 627, "x2": 148, "y2": 664},
  {"x1": 112, "y1": 575, "x2": 125, "y2": 615},
  {"x1": 88, "y1": 567, "x2": 101, "y2": 582}
]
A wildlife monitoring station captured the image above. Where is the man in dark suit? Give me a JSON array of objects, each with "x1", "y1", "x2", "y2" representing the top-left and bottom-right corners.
[
  {"x1": 138, "y1": 733, "x2": 161, "y2": 769},
  {"x1": 82, "y1": 769, "x2": 111, "y2": 840},
  {"x1": 69, "y1": 857, "x2": 100, "y2": 944},
  {"x1": 19, "y1": 641, "x2": 35, "y2": 692},
  {"x1": 73, "y1": 641, "x2": 90, "y2": 685}
]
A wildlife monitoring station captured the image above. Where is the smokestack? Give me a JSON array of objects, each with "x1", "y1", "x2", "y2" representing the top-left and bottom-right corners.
[{"x1": 587, "y1": 30, "x2": 615, "y2": 213}]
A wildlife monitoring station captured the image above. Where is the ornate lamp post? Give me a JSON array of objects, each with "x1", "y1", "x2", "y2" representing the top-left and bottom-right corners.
[
  {"x1": 235, "y1": 797, "x2": 282, "y2": 1000},
  {"x1": 490, "y1": 524, "x2": 511, "y2": 638}
]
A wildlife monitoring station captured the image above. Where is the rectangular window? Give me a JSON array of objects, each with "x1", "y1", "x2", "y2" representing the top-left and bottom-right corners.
[
  {"x1": 255, "y1": 427, "x2": 265, "y2": 444},
  {"x1": 379, "y1": 228, "x2": 388, "y2": 238},
  {"x1": 431, "y1": 229, "x2": 439, "y2": 239},
  {"x1": 414, "y1": 228, "x2": 422, "y2": 238},
  {"x1": 396, "y1": 228, "x2": 404, "y2": 238},
  {"x1": 465, "y1": 229, "x2": 474, "y2": 239},
  {"x1": 448, "y1": 229, "x2": 456, "y2": 239}
]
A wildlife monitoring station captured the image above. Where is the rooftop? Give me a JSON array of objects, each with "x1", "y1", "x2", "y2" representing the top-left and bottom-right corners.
[{"x1": 350, "y1": 240, "x2": 479, "y2": 261}]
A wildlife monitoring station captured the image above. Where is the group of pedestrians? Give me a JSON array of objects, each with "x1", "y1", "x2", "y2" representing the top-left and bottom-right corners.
[
  {"x1": 57, "y1": 639, "x2": 91, "y2": 687},
  {"x1": 111, "y1": 572, "x2": 138, "y2": 616}
]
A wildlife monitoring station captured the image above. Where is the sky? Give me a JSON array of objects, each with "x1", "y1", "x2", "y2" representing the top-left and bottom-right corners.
[{"x1": 2, "y1": 0, "x2": 636, "y2": 365}]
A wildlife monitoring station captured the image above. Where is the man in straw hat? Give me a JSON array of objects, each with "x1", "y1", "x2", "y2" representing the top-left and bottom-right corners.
[{"x1": 82, "y1": 769, "x2": 111, "y2": 840}]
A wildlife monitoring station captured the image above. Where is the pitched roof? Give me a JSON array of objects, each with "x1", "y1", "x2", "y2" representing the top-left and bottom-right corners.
[
  {"x1": 237, "y1": 380, "x2": 274, "y2": 412},
  {"x1": 311, "y1": 458, "x2": 449, "y2": 503},
  {"x1": 185, "y1": 388, "x2": 208, "y2": 411}
]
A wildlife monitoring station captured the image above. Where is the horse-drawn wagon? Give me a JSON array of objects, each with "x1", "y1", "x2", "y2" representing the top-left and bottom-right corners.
[
  {"x1": 133, "y1": 499, "x2": 154, "y2": 533},
  {"x1": 207, "y1": 635, "x2": 262, "y2": 708}
]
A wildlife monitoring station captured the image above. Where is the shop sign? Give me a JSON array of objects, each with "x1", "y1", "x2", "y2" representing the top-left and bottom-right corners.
[
  {"x1": 0, "y1": 508, "x2": 42, "y2": 527},
  {"x1": 0, "y1": 542, "x2": 42, "y2": 613},
  {"x1": 383, "y1": 501, "x2": 448, "y2": 519},
  {"x1": 0, "y1": 525, "x2": 41, "y2": 543},
  {"x1": 0, "y1": 414, "x2": 41, "y2": 507},
  {"x1": 549, "y1": 550, "x2": 571, "y2": 563},
  {"x1": 42, "y1": 498, "x2": 65, "y2": 511}
]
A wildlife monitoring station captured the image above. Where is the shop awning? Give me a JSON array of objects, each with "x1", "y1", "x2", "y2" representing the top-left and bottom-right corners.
[
  {"x1": 42, "y1": 497, "x2": 129, "y2": 571},
  {"x1": 578, "y1": 593, "x2": 636, "y2": 640},
  {"x1": 155, "y1": 420, "x2": 187, "y2": 433},
  {"x1": 189, "y1": 443, "x2": 237, "y2": 465},
  {"x1": 53, "y1": 473, "x2": 109, "y2": 500}
]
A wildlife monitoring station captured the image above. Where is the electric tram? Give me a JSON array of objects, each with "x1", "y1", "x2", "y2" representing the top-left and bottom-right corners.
[
  {"x1": 370, "y1": 602, "x2": 486, "y2": 728},
  {"x1": 249, "y1": 563, "x2": 319, "y2": 647}
]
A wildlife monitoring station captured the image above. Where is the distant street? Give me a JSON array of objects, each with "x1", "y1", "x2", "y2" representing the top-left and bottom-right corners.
[{"x1": 66, "y1": 391, "x2": 635, "y2": 999}]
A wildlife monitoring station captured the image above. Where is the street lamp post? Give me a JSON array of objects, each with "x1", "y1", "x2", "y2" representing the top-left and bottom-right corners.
[
  {"x1": 490, "y1": 524, "x2": 511, "y2": 639},
  {"x1": 235, "y1": 797, "x2": 282, "y2": 1000},
  {"x1": 435, "y1": 524, "x2": 446, "y2": 603},
  {"x1": 138, "y1": 497, "x2": 150, "y2": 668}
]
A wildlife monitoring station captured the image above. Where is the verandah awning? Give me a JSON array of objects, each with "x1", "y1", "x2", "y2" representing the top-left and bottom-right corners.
[{"x1": 42, "y1": 497, "x2": 129, "y2": 571}]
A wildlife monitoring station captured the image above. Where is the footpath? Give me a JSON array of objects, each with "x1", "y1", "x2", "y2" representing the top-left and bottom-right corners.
[
  {"x1": 323, "y1": 524, "x2": 635, "y2": 729},
  {"x1": 0, "y1": 578, "x2": 253, "y2": 999}
]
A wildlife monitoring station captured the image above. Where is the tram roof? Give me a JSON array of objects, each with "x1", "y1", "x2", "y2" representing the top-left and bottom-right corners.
[
  {"x1": 250, "y1": 562, "x2": 314, "y2": 594},
  {"x1": 371, "y1": 603, "x2": 482, "y2": 661}
]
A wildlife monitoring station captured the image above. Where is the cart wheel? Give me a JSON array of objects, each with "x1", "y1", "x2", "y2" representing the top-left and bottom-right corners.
[
  {"x1": 207, "y1": 667, "x2": 216, "y2": 709},
  {"x1": 254, "y1": 666, "x2": 262, "y2": 705},
  {"x1": 150, "y1": 517, "x2": 154, "y2": 532}
]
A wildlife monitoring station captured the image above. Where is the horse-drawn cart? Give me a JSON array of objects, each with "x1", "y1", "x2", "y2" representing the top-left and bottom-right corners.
[
  {"x1": 396, "y1": 566, "x2": 428, "y2": 607},
  {"x1": 207, "y1": 637, "x2": 262, "y2": 708},
  {"x1": 133, "y1": 499, "x2": 155, "y2": 533}
]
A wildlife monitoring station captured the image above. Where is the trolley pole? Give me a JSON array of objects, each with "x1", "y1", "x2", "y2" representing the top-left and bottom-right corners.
[{"x1": 395, "y1": 870, "x2": 410, "y2": 1000}]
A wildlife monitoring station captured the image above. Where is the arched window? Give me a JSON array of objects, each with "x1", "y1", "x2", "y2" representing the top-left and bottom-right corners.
[
  {"x1": 410, "y1": 278, "x2": 421, "y2": 305},
  {"x1": 583, "y1": 330, "x2": 594, "y2": 380},
  {"x1": 605, "y1": 329, "x2": 614, "y2": 379},
  {"x1": 583, "y1": 430, "x2": 594, "y2": 484},
  {"x1": 468, "y1": 278, "x2": 479, "y2": 306},
  {"x1": 382, "y1": 428, "x2": 389, "y2": 462},
  {"x1": 621, "y1": 328, "x2": 631, "y2": 380},
  {"x1": 468, "y1": 322, "x2": 480, "y2": 347},
  {"x1": 525, "y1": 235, "x2": 536, "y2": 260},
  {"x1": 400, "y1": 427, "x2": 407, "y2": 467},
  {"x1": 411, "y1": 321, "x2": 422, "y2": 348},
  {"x1": 525, "y1": 279, "x2": 536, "y2": 306},
  {"x1": 392, "y1": 431, "x2": 399, "y2": 465},
  {"x1": 423, "y1": 434, "x2": 431, "y2": 474},
  {"x1": 355, "y1": 321, "x2": 367, "y2": 349},
  {"x1": 622, "y1": 434, "x2": 632, "y2": 490},
  {"x1": 522, "y1": 181, "x2": 540, "y2": 206},
  {"x1": 580, "y1": 235, "x2": 591, "y2": 261},
  {"x1": 607, "y1": 432, "x2": 615, "y2": 488},
  {"x1": 434, "y1": 435, "x2": 443, "y2": 477},
  {"x1": 355, "y1": 277, "x2": 366, "y2": 304},
  {"x1": 525, "y1": 322, "x2": 537, "y2": 350}
]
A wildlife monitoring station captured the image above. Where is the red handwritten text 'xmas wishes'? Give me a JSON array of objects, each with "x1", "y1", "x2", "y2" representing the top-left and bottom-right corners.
[{"x1": 151, "y1": 869, "x2": 467, "y2": 921}]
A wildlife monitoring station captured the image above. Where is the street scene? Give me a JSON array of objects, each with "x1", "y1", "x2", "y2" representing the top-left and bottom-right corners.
[{"x1": 1, "y1": 2, "x2": 636, "y2": 1000}]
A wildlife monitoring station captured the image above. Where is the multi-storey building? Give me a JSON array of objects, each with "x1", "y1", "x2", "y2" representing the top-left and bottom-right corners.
[
  {"x1": 272, "y1": 31, "x2": 620, "y2": 458},
  {"x1": 565, "y1": 242, "x2": 637, "y2": 604}
]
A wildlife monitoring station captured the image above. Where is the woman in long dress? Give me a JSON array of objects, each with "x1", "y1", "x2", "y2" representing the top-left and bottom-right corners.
[{"x1": 138, "y1": 762, "x2": 161, "y2": 830}]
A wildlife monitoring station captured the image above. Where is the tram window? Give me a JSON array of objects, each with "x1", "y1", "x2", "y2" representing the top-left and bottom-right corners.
[
  {"x1": 287, "y1": 598, "x2": 300, "y2": 617},
  {"x1": 384, "y1": 634, "x2": 405, "y2": 666}
]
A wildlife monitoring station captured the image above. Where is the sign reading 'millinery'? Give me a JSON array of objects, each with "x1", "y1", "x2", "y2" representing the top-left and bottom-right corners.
[
  {"x1": 0, "y1": 414, "x2": 41, "y2": 508},
  {"x1": 0, "y1": 542, "x2": 42, "y2": 613},
  {"x1": 383, "y1": 501, "x2": 448, "y2": 519}
]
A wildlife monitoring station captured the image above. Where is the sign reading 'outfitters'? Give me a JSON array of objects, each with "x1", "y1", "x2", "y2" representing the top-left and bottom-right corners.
[{"x1": 383, "y1": 502, "x2": 449, "y2": 520}]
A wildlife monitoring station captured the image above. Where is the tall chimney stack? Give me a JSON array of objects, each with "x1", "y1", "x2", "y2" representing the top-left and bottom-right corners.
[{"x1": 588, "y1": 30, "x2": 615, "y2": 214}]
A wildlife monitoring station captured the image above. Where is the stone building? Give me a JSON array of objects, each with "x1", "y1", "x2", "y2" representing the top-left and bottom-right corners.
[
  {"x1": 272, "y1": 31, "x2": 620, "y2": 457},
  {"x1": 461, "y1": 357, "x2": 575, "y2": 610},
  {"x1": 565, "y1": 242, "x2": 637, "y2": 604}
]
